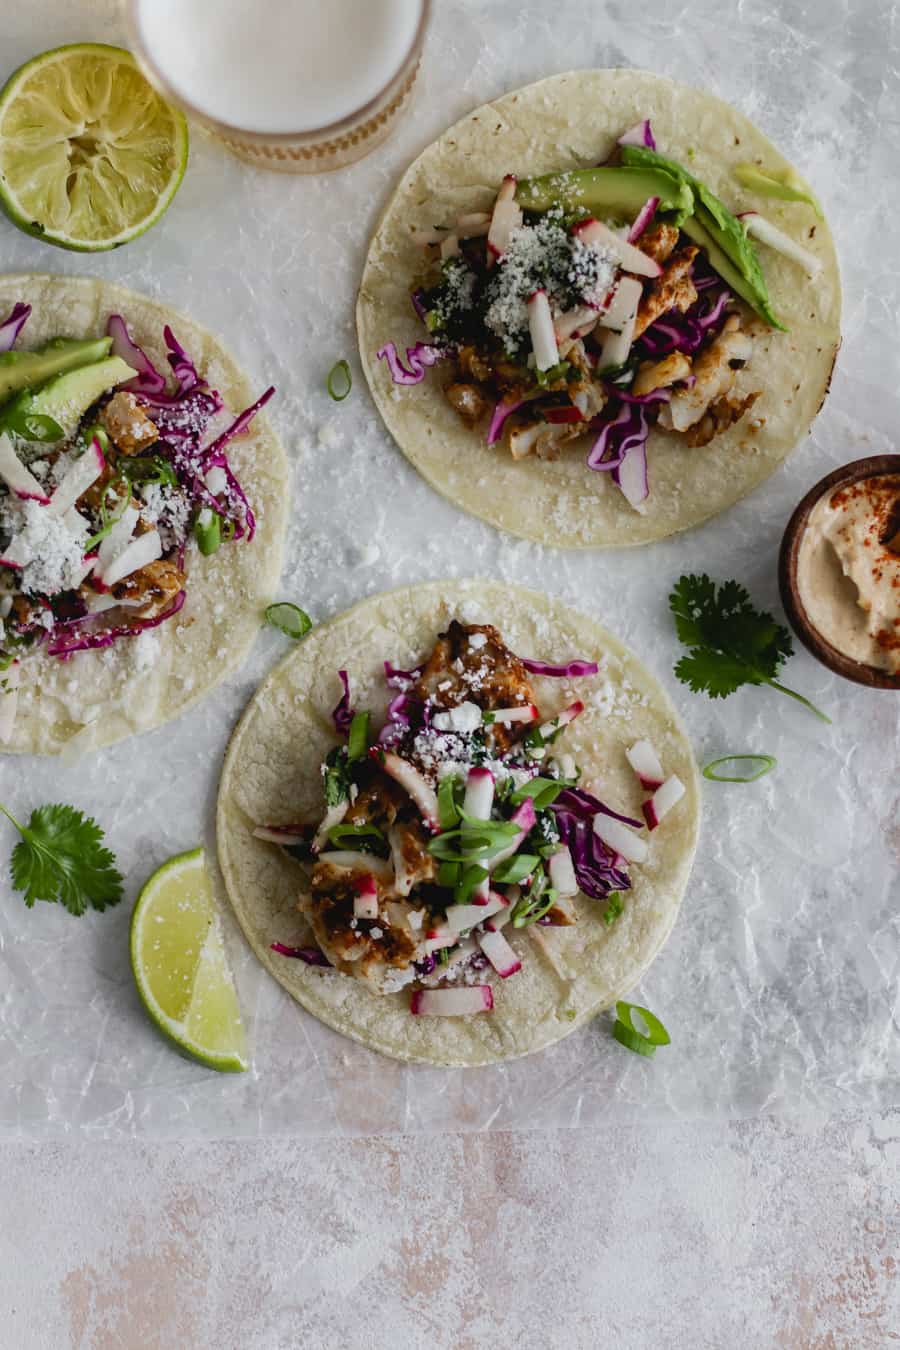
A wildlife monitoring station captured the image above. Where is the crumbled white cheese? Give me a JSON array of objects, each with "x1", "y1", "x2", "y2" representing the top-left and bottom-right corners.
[
  {"x1": 0, "y1": 497, "x2": 88, "y2": 596},
  {"x1": 468, "y1": 632, "x2": 487, "y2": 650},
  {"x1": 431, "y1": 700, "x2": 482, "y2": 733}
]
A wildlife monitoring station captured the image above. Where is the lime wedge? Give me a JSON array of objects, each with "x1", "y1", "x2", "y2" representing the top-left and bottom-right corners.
[
  {"x1": 130, "y1": 847, "x2": 248, "y2": 1073},
  {"x1": 0, "y1": 43, "x2": 188, "y2": 252}
]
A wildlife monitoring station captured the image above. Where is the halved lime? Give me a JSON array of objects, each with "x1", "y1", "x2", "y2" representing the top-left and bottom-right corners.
[
  {"x1": 0, "y1": 43, "x2": 188, "y2": 252},
  {"x1": 130, "y1": 847, "x2": 248, "y2": 1073}
]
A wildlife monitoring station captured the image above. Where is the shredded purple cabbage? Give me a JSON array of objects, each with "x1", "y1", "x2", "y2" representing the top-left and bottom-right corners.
[
  {"x1": 47, "y1": 590, "x2": 186, "y2": 659},
  {"x1": 587, "y1": 400, "x2": 651, "y2": 472},
  {"x1": 384, "y1": 661, "x2": 421, "y2": 689},
  {"x1": 0, "y1": 302, "x2": 31, "y2": 352},
  {"x1": 550, "y1": 787, "x2": 637, "y2": 900},
  {"x1": 376, "y1": 340, "x2": 445, "y2": 386},
  {"x1": 522, "y1": 658, "x2": 599, "y2": 678},
  {"x1": 107, "y1": 314, "x2": 167, "y2": 396},
  {"x1": 487, "y1": 397, "x2": 525, "y2": 446},
  {"x1": 617, "y1": 119, "x2": 656, "y2": 151},
  {"x1": 637, "y1": 283, "x2": 731, "y2": 358},
  {"x1": 332, "y1": 670, "x2": 355, "y2": 735},
  {"x1": 271, "y1": 943, "x2": 331, "y2": 966}
]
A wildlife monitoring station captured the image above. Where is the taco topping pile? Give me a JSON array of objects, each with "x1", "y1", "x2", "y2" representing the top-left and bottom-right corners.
[
  {"x1": 259, "y1": 620, "x2": 685, "y2": 1015},
  {"x1": 0, "y1": 304, "x2": 273, "y2": 743},
  {"x1": 377, "y1": 119, "x2": 820, "y2": 514}
]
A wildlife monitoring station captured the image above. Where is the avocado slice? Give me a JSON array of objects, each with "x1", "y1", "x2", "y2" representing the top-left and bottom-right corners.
[
  {"x1": 516, "y1": 166, "x2": 694, "y2": 224},
  {"x1": 0, "y1": 354, "x2": 136, "y2": 443},
  {"x1": 0, "y1": 336, "x2": 113, "y2": 404},
  {"x1": 619, "y1": 145, "x2": 786, "y2": 330}
]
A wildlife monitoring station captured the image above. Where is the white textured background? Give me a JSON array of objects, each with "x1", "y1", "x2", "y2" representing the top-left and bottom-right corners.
[{"x1": 1, "y1": 0, "x2": 899, "y2": 1344}]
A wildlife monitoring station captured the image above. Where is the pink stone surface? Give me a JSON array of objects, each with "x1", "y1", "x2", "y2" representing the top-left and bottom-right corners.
[{"x1": 2, "y1": 1116, "x2": 898, "y2": 1348}]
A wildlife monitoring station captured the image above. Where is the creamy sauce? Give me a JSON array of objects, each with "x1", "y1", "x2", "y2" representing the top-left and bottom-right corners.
[
  {"x1": 797, "y1": 474, "x2": 900, "y2": 673},
  {"x1": 135, "y1": 0, "x2": 423, "y2": 134}
]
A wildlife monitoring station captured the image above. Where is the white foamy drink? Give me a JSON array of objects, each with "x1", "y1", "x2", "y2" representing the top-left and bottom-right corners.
[{"x1": 134, "y1": 0, "x2": 424, "y2": 135}]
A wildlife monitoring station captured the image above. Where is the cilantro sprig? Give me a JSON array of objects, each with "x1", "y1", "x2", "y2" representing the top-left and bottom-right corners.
[
  {"x1": 0, "y1": 802, "x2": 124, "y2": 916},
  {"x1": 669, "y1": 575, "x2": 830, "y2": 723}
]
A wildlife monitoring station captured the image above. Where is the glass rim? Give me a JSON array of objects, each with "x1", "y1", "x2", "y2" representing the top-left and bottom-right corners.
[{"x1": 124, "y1": 0, "x2": 431, "y2": 144}]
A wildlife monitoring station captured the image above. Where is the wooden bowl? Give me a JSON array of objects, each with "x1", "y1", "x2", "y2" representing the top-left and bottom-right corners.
[{"x1": 778, "y1": 455, "x2": 900, "y2": 690}]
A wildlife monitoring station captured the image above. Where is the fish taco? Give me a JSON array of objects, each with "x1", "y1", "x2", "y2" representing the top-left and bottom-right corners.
[
  {"x1": 0, "y1": 274, "x2": 288, "y2": 754},
  {"x1": 357, "y1": 69, "x2": 840, "y2": 547},
  {"x1": 217, "y1": 580, "x2": 700, "y2": 1067}
]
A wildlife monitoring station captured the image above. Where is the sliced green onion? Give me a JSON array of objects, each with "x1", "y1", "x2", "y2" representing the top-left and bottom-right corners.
[
  {"x1": 511, "y1": 872, "x2": 556, "y2": 928},
  {"x1": 327, "y1": 359, "x2": 352, "y2": 402},
  {"x1": 492, "y1": 853, "x2": 540, "y2": 885},
  {"x1": 84, "y1": 475, "x2": 130, "y2": 551},
  {"x1": 613, "y1": 1000, "x2": 671, "y2": 1057},
  {"x1": 194, "y1": 508, "x2": 221, "y2": 556},
  {"x1": 510, "y1": 776, "x2": 569, "y2": 809},
  {"x1": 121, "y1": 454, "x2": 178, "y2": 489},
  {"x1": 612, "y1": 1021, "x2": 657, "y2": 1057},
  {"x1": 454, "y1": 864, "x2": 489, "y2": 904},
  {"x1": 437, "y1": 861, "x2": 460, "y2": 889},
  {"x1": 265, "y1": 602, "x2": 312, "y2": 640},
  {"x1": 326, "y1": 822, "x2": 386, "y2": 854},
  {"x1": 437, "y1": 775, "x2": 462, "y2": 831},
  {"x1": 702, "y1": 754, "x2": 776, "y2": 783},
  {"x1": 4, "y1": 410, "x2": 64, "y2": 443},
  {"x1": 347, "y1": 710, "x2": 371, "y2": 763},
  {"x1": 429, "y1": 815, "x2": 520, "y2": 863},
  {"x1": 602, "y1": 893, "x2": 624, "y2": 927}
]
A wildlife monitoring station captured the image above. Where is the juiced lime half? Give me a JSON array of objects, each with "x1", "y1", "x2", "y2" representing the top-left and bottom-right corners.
[
  {"x1": 130, "y1": 847, "x2": 248, "y2": 1073},
  {"x1": 0, "y1": 43, "x2": 188, "y2": 251}
]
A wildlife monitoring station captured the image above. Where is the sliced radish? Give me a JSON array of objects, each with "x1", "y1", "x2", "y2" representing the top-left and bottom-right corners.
[
  {"x1": 597, "y1": 277, "x2": 644, "y2": 330},
  {"x1": 489, "y1": 704, "x2": 539, "y2": 726},
  {"x1": 410, "y1": 986, "x2": 494, "y2": 1016},
  {"x1": 538, "y1": 700, "x2": 584, "y2": 741},
  {"x1": 411, "y1": 224, "x2": 450, "y2": 246},
  {"x1": 98, "y1": 529, "x2": 161, "y2": 588},
  {"x1": 548, "y1": 846, "x2": 578, "y2": 897},
  {"x1": 424, "y1": 920, "x2": 456, "y2": 954},
  {"x1": 0, "y1": 660, "x2": 20, "y2": 743},
  {"x1": 572, "y1": 217, "x2": 661, "y2": 278},
  {"x1": 628, "y1": 195, "x2": 660, "y2": 243},
  {"x1": 378, "y1": 751, "x2": 440, "y2": 831},
  {"x1": 527, "y1": 290, "x2": 560, "y2": 371},
  {"x1": 253, "y1": 824, "x2": 312, "y2": 846},
  {"x1": 352, "y1": 874, "x2": 380, "y2": 920},
  {"x1": 554, "y1": 305, "x2": 600, "y2": 341},
  {"x1": 616, "y1": 442, "x2": 649, "y2": 512},
  {"x1": 46, "y1": 439, "x2": 105, "y2": 518},
  {"x1": 643, "y1": 774, "x2": 685, "y2": 830},
  {"x1": 97, "y1": 505, "x2": 139, "y2": 571},
  {"x1": 484, "y1": 904, "x2": 513, "y2": 932},
  {"x1": 204, "y1": 465, "x2": 228, "y2": 496},
  {"x1": 487, "y1": 175, "x2": 522, "y2": 263},
  {"x1": 477, "y1": 928, "x2": 521, "y2": 978},
  {"x1": 626, "y1": 739, "x2": 665, "y2": 791},
  {"x1": 446, "y1": 891, "x2": 508, "y2": 935},
  {"x1": 463, "y1": 766, "x2": 494, "y2": 820},
  {"x1": 456, "y1": 211, "x2": 491, "y2": 238},
  {"x1": 739, "y1": 212, "x2": 822, "y2": 279},
  {"x1": 0, "y1": 433, "x2": 49, "y2": 504},
  {"x1": 599, "y1": 311, "x2": 638, "y2": 370},
  {"x1": 488, "y1": 797, "x2": 537, "y2": 871},
  {"x1": 311, "y1": 799, "x2": 349, "y2": 853},
  {"x1": 316, "y1": 850, "x2": 394, "y2": 879},
  {"x1": 593, "y1": 812, "x2": 648, "y2": 863},
  {"x1": 421, "y1": 936, "x2": 480, "y2": 979},
  {"x1": 85, "y1": 590, "x2": 145, "y2": 616}
]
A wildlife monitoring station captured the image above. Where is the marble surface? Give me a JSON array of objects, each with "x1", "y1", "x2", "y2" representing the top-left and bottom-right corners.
[
  {"x1": 1, "y1": 0, "x2": 899, "y2": 1342},
  {"x1": 2, "y1": 1113, "x2": 899, "y2": 1348}
]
